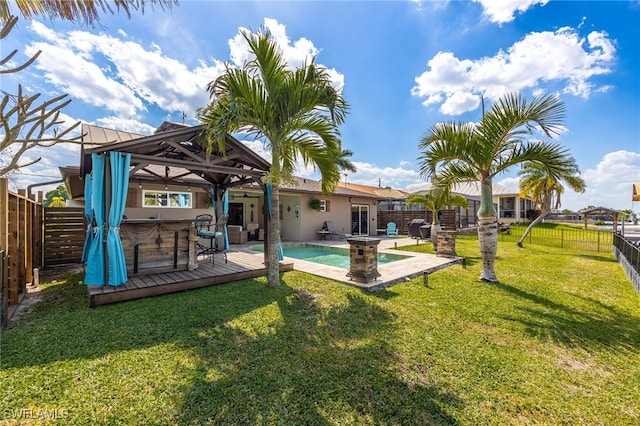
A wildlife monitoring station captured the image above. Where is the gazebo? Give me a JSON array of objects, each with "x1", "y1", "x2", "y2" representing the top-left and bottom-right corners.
[
  {"x1": 581, "y1": 207, "x2": 622, "y2": 233},
  {"x1": 79, "y1": 123, "x2": 274, "y2": 286}
]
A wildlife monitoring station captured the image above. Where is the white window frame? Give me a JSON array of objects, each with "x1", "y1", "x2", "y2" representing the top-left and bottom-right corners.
[
  {"x1": 142, "y1": 190, "x2": 192, "y2": 208},
  {"x1": 320, "y1": 199, "x2": 327, "y2": 212}
]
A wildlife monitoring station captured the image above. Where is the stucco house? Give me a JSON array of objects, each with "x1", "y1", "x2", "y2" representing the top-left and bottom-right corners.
[{"x1": 59, "y1": 123, "x2": 380, "y2": 243}]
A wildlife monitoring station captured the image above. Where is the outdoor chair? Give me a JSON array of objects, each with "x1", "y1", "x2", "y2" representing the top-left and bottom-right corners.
[
  {"x1": 195, "y1": 213, "x2": 228, "y2": 264},
  {"x1": 386, "y1": 222, "x2": 399, "y2": 237},
  {"x1": 324, "y1": 220, "x2": 352, "y2": 239}
]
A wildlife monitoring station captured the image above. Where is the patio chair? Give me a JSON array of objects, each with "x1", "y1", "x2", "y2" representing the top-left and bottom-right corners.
[
  {"x1": 386, "y1": 222, "x2": 399, "y2": 237},
  {"x1": 324, "y1": 220, "x2": 352, "y2": 239},
  {"x1": 195, "y1": 213, "x2": 228, "y2": 264}
]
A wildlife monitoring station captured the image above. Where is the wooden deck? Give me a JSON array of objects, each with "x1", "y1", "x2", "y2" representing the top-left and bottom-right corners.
[{"x1": 87, "y1": 251, "x2": 293, "y2": 307}]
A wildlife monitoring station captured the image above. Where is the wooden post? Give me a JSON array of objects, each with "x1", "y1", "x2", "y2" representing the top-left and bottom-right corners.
[
  {"x1": 34, "y1": 191, "x2": 43, "y2": 268},
  {"x1": 7, "y1": 189, "x2": 18, "y2": 304},
  {"x1": 0, "y1": 179, "x2": 8, "y2": 327},
  {"x1": 19, "y1": 189, "x2": 32, "y2": 285}
]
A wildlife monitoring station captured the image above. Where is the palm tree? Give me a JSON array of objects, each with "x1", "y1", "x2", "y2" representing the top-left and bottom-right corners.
[
  {"x1": 417, "y1": 92, "x2": 574, "y2": 282},
  {"x1": 406, "y1": 184, "x2": 467, "y2": 250},
  {"x1": 198, "y1": 28, "x2": 350, "y2": 287},
  {"x1": 0, "y1": 0, "x2": 175, "y2": 25},
  {"x1": 49, "y1": 196, "x2": 66, "y2": 207},
  {"x1": 517, "y1": 159, "x2": 585, "y2": 247}
]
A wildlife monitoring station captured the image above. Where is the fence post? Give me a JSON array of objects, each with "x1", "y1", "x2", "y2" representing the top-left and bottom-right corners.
[
  {"x1": 561, "y1": 229, "x2": 564, "y2": 249},
  {"x1": 0, "y1": 249, "x2": 5, "y2": 328},
  {"x1": 597, "y1": 232, "x2": 600, "y2": 252}
]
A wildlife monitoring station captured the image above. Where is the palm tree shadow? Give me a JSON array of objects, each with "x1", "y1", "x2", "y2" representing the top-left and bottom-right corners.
[
  {"x1": 489, "y1": 281, "x2": 640, "y2": 350},
  {"x1": 176, "y1": 282, "x2": 462, "y2": 424}
]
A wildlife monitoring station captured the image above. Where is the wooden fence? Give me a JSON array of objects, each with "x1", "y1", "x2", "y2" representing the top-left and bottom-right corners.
[
  {"x1": 44, "y1": 207, "x2": 86, "y2": 267},
  {"x1": 0, "y1": 178, "x2": 43, "y2": 326},
  {"x1": 377, "y1": 209, "x2": 458, "y2": 233}
]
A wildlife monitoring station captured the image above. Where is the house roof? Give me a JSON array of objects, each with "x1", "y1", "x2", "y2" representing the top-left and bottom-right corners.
[
  {"x1": 236, "y1": 176, "x2": 379, "y2": 199},
  {"x1": 409, "y1": 181, "x2": 520, "y2": 198},
  {"x1": 339, "y1": 182, "x2": 409, "y2": 199},
  {"x1": 580, "y1": 206, "x2": 622, "y2": 215},
  {"x1": 63, "y1": 122, "x2": 380, "y2": 201}
]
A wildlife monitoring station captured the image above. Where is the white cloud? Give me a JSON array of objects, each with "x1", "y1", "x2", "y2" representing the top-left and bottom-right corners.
[
  {"x1": 347, "y1": 162, "x2": 421, "y2": 189},
  {"x1": 229, "y1": 18, "x2": 345, "y2": 90},
  {"x1": 94, "y1": 117, "x2": 156, "y2": 135},
  {"x1": 24, "y1": 21, "x2": 227, "y2": 120},
  {"x1": 473, "y1": 0, "x2": 549, "y2": 24},
  {"x1": 412, "y1": 27, "x2": 616, "y2": 115},
  {"x1": 495, "y1": 176, "x2": 520, "y2": 192}
]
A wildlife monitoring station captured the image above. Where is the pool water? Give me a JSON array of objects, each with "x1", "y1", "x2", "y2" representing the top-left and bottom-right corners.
[{"x1": 251, "y1": 244, "x2": 410, "y2": 269}]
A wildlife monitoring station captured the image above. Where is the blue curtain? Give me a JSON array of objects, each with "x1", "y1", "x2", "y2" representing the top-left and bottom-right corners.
[
  {"x1": 222, "y1": 189, "x2": 230, "y2": 250},
  {"x1": 106, "y1": 151, "x2": 130, "y2": 286},
  {"x1": 266, "y1": 184, "x2": 284, "y2": 260},
  {"x1": 84, "y1": 154, "x2": 106, "y2": 285},
  {"x1": 81, "y1": 175, "x2": 94, "y2": 262}
]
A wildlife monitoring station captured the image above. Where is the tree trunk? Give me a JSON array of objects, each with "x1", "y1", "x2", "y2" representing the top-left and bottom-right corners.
[
  {"x1": 478, "y1": 216, "x2": 498, "y2": 282},
  {"x1": 268, "y1": 184, "x2": 280, "y2": 287},
  {"x1": 517, "y1": 209, "x2": 550, "y2": 247},
  {"x1": 430, "y1": 223, "x2": 440, "y2": 251},
  {"x1": 478, "y1": 180, "x2": 498, "y2": 282}
]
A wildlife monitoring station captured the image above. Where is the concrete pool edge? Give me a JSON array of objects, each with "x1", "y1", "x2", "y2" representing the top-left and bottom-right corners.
[{"x1": 241, "y1": 237, "x2": 465, "y2": 292}]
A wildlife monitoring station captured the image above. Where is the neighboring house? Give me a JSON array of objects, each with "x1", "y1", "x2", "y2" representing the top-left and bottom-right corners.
[
  {"x1": 409, "y1": 181, "x2": 535, "y2": 226},
  {"x1": 59, "y1": 122, "x2": 380, "y2": 242}
]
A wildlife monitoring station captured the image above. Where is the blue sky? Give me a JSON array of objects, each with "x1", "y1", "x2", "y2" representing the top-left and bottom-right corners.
[{"x1": 3, "y1": 0, "x2": 639, "y2": 212}]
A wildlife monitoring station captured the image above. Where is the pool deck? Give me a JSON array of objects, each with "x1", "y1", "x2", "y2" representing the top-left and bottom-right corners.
[
  {"x1": 86, "y1": 237, "x2": 463, "y2": 306},
  {"x1": 244, "y1": 237, "x2": 464, "y2": 292}
]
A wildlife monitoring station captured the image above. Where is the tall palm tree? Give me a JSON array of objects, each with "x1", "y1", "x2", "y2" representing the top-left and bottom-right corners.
[
  {"x1": 517, "y1": 159, "x2": 585, "y2": 247},
  {"x1": 198, "y1": 28, "x2": 350, "y2": 287},
  {"x1": 406, "y1": 184, "x2": 467, "y2": 250},
  {"x1": 417, "y1": 92, "x2": 574, "y2": 282}
]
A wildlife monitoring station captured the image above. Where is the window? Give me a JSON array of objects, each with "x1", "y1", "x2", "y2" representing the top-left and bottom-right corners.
[
  {"x1": 143, "y1": 190, "x2": 192, "y2": 208},
  {"x1": 320, "y1": 200, "x2": 328, "y2": 212}
]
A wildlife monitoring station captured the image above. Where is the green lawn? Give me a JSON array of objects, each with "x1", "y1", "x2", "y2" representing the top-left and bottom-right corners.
[{"x1": 1, "y1": 238, "x2": 639, "y2": 425}]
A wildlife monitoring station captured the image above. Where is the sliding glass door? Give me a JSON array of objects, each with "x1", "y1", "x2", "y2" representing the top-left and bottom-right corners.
[{"x1": 351, "y1": 204, "x2": 369, "y2": 236}]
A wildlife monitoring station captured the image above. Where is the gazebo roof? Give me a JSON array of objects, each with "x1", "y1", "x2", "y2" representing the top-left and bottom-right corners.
[
  {"x1": 80, "y1": 124, "x2": 271, "y2": 191},
  {"x1": 580, "y1": 206, "x2": 622, "y2": 215}
]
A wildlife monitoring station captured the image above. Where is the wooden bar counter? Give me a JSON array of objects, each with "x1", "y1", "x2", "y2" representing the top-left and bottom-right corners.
[{"x1": 119, "y1": 219, "x2": 198, "y2": 276}]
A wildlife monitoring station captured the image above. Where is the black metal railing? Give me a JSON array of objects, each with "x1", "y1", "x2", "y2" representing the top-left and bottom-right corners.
[
  {"x1": 613, "y1": 234, "x2": 640, "y2": 294},
  {"x1": 497, "y1": 225, "x2": 613, "y2": 252}
]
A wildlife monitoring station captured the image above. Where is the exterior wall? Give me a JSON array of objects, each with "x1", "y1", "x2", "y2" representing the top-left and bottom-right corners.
[
  {"x1": 226, "y1": 193, "x2": 376, "y2": 242},
  {"x1": 120, "y1": 183, "x2": 378, "y2": 242}
]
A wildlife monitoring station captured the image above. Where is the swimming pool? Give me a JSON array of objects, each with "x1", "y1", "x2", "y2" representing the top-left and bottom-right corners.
[{"x1": 251, "y1": 244, "x2": 410, "y2": 269}]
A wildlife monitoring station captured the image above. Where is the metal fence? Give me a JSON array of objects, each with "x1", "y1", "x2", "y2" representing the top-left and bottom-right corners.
[
  {"x1": 612, "y1": 234, "x2": 640, "y2": 294},
  {"x1": 496, "y1": 225, "x2": 614, "y2": 252}
]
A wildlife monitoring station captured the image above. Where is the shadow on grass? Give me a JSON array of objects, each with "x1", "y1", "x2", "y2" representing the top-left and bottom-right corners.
[
  {"x1": 3, "y1": 271, "x2": 461, "y2": 424},
  {"x1": 176, "y1": 280, "x2": 461, "y2": 424},
  {"x1": 490, "y1": 281, "x2": 640, "y2": 351}
]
